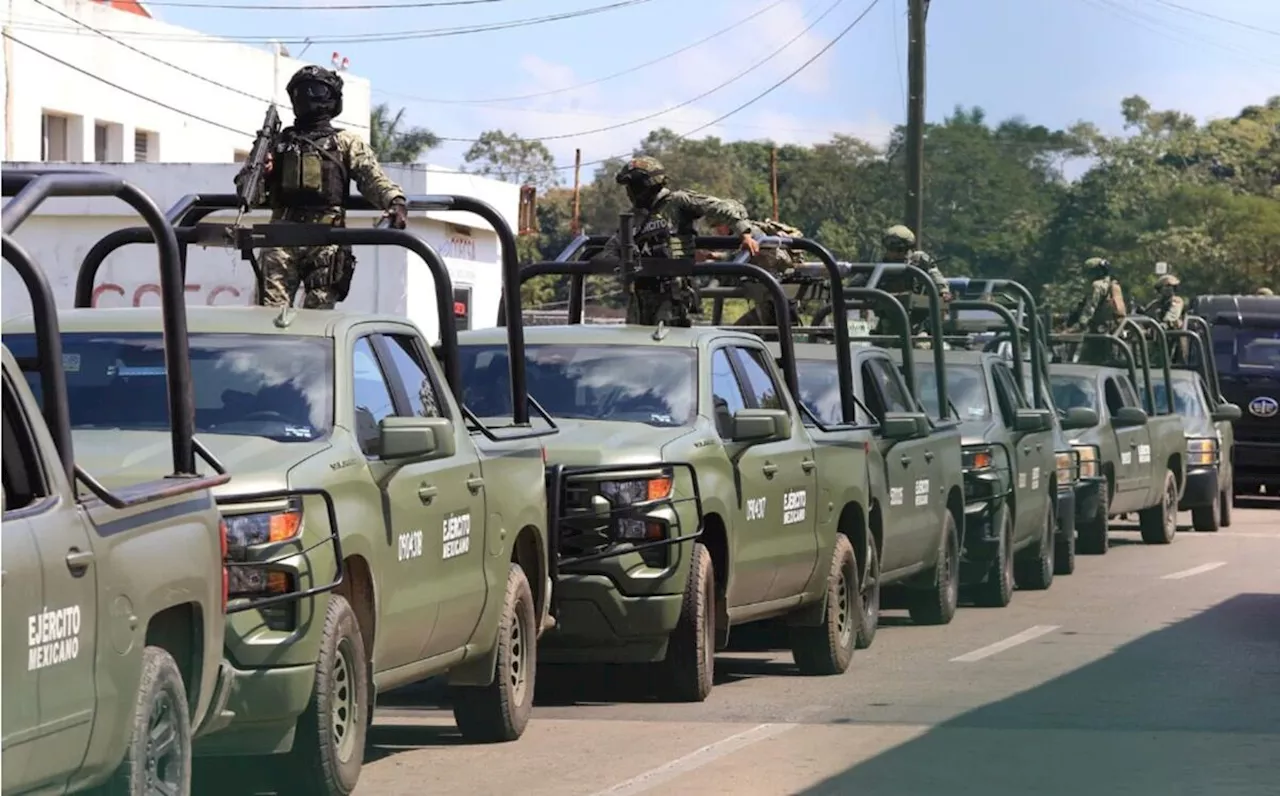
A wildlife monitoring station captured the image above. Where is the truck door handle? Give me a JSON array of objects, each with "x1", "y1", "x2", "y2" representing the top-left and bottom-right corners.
[
  {"x1": 762, "y1": 463, "x2": 779, "y2": 477},
  {"x1": 899, "y1": 456, "x2": 911, "y2": 467},
  {"x1": 417, "y1": 485, "x2": 438, "y2": 504},
  {"x1": 924, "y1": 451, "x2": 934, "y2": 463},
  {"x1": 1022, "y1": 446, "x2": 1031, "y2": 455},
  {"x1": 1129, "y1": 441, "x2": 1138, "y2": 447},
  {"x1": 801, "y1": 459, "x2": 816, "y2": 472},
  {"x1": 65, "y1": 548, "x2": 94, "y2": 576},
  {"x1": 466, "y1": 476, "x2": 485, "y2": 493}
]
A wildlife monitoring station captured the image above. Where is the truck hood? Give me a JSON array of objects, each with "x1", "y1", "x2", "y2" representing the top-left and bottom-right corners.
[
  {"x1": 71, "y1": 430, "x2": 332, "y2": 497},
  {"x1": 543, "y1": 420, "x2": 697, "y2": 467}
]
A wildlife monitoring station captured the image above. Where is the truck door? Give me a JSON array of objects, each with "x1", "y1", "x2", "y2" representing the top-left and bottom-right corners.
[
  {"x1": 2, "y1": 379, "x2": 45, "y2": 792},
  {"x1": 1119, "y1": 375, "x2": 1161, "y2": 506},
  {"x1": 863, "y1": 357, "x2": 935, "y2": 571},
  {"x1": 731, "y1": 345, "x2": 819, "y2": 602},
  {"x1": 2, "y1": 374, "x2": 97, "y2": 788},
  {"x1": 992, "y1": 363, "x2": 1052, "y2": 546},
  {"x1": 1103, "y1": 375, "x2": 1150, "y2": 511}
]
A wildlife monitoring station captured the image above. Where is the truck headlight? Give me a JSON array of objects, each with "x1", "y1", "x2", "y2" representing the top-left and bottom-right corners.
[
  {"x1": 1186, "y1": 437, "x2": 1218, "y2": 467},
  {"x1": 599, "y1": 473, "x2": 673, "y2": 541},
  {"x1": 223, "y1": 502, "x2": 303, "y2": 550},
  {"x1": 962, "y1": 445, "x2": 994, "y2": 471},
  {"x1": 1072, "y1": 444, "x2": 1100, "y2": 479},
  {"x1": 1056, "y1": 450, "x2": 1079, "y2": 485}
]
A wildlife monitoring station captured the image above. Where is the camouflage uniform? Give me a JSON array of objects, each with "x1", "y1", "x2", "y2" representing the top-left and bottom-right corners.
[
  {"x1": 1144, "y1": 273, "x2": 1187, "y2": 365},
  {"x1": 873, "y1": 225, "x2": 950, "y2": 345},
  {"x1": 237, "y1": 66, "x2": 407, "y2": 310},
  {"x1": 599, "y1": 157, "x2": 753, "y2": 326},
  {"x1": 733, "y1": 217, "x2": 805, "y2": 328},
  {"x1": 1066, "y1": 257, "x2": 1126, "y2": 363}
]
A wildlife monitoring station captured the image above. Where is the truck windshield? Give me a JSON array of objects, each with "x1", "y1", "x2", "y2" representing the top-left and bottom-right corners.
[
  {"x1": 459, "y1": 344, "x2": 696, "y2": 427},
  {"x1": 4, "y1": 332, "x2": 334, "y2": 442},
  {"x1": 1049, "y1": 375, "x2": 1098, "y2": 413},
  {"x1": 1214, "y1": 327, "x2": 1280, "y2": 371},
  {"x1": 913, "y1": 365, "x2": 991, "y2": 421},
  {"x1": 1141, "y1": 380, "x2": 1207, "y2": 418}
]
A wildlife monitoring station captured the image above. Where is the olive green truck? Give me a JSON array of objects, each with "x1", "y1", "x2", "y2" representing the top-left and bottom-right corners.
[
  {"x1": 2, "y1": 173, "x2": 231, "y2": 795},
  {"x1": 5, "y1": 190, "x2": 556, "y2": 795}
]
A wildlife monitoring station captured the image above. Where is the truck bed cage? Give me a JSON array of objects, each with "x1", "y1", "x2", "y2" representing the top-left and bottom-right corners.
[
  {"x1": 1, "y1": 170, "x2": 229, "y2": 505},
  {"x1": 69, "y1": 192, "x2": 546, "y2": 436}
]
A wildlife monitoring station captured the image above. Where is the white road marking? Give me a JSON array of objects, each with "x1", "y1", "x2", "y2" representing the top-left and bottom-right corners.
[
  {"x1": 589, "y1": 706, "x2": 825, "y2": 796},
  {"x1": 951, "y1": 625, "x2": 1061, "y2": 662},
  {"x1": 1161, "y1": 561, "x2": 1227, "y2": 580}
]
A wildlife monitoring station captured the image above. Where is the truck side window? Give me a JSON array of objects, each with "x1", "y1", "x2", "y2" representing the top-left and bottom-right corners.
[
  {"x1": 710, "y1": 349, "x2": 747, "y2": 439},
  {"x1": 352, "y1": 337, "x2": 397, "y2": 456},
  {"x1": 859, "y1": 361, "x2": 886, "y2": 422},
  {"x1": 1103, "y1": 377, "x2": 1125, "y2": 416},
  {"x1": 2, "y1": 377, "x2": 49, "y2": 513},
  {"x1": 1117, "y1": 376, "x2": 1142, "y2": 408},
  {"x1": 868, "y1": 359, "x2": 913, "y2": 414},
  {"x1": 733, "y1": 347, "x2": 785, "y2": 411},
  {"x1": 991, "y1": 365, "x2": 1025, "y2": 426},
  {"x1": 383, "y1": 334, "x2": 445, "y2": 419}
]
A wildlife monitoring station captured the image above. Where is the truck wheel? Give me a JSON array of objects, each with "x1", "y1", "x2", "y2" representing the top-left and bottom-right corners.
[
  {"x1": 287, "y1": 594, "x2": 369, "y2": 796},
  {"x1": 1077, "y1": 495, "x2": 1109, "y2": 555},
  {"x1": 1054, "y1": 518, "x2": 1076, "y2": 576},
  {"x1": 973, "y1": 507, "x2": 1014, "y2": 608},
  {"x1": 1139, "y1": 471, "x2": 1178, "y2": 545},
  {"x1": 790, "y1": 534, "x2": 859, "y2": 675},
  {"x1": 453, "y1": 563, "x2": 537, "y2": 742},
  {"x1": 1219, "y1": 483, "x2": 1233, "y2": 528},
  {"x1": 1015, "y1": 503, "x2": 1055, "y2": 591},
  {"x1": 656, "y1": 543, "x2": 715, "y2": 702},
  {"x1": 1192, "y1": 490, "x2": 1221, "y2": 533},
  {"x1": 908, "y1": 512, "x2": 959, "y2": 626},
  {"x1": 98, "y1": 646, "x2": 192, "y2": 796},
  {"x1": 855, "y1": 538, "x2": 880, "y2": 650}
]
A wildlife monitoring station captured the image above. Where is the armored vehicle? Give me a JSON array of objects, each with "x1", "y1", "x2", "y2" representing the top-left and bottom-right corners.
[
  {"x1": 1048, "y1": 319, "x2": 1188, "y2": 551},
  {"x1": 1188, "y1": 295, "x2": 1280, "y2": 498},
  {"x1": 2, "y1": 172, "x2": 230, "y2": 794},
  {"x1": 6, "y1": 192, "x2": 556, "y2": 795}
]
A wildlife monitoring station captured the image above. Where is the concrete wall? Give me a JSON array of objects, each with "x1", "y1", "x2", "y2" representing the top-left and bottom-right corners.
[
  {"x1": 1, "y1": 163, "x2": 521, "y2": 342},
  {"x1": 0, "y1": 0, "x2": 372, "y2": 162}
]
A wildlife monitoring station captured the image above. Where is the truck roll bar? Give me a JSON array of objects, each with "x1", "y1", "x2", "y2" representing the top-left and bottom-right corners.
[
  {"x1": 1, "y1": 170, "x2": 229, "y2": 505},
  {"x1": 2, "y1": 170, "x2": 200, "y2": 478},
  {"x1": 1183, "y1": 315, "x2": 1225, "y2": 404},
  {"x1": 71, "y1": 192, "x2": 539, "y2": 430},
  {"x1": 1118, "y1": 315, "x2": 1176, "y2": 416},
  {"x1": 1048, "y1": 332, "x2": 1140, "y2": 387}
]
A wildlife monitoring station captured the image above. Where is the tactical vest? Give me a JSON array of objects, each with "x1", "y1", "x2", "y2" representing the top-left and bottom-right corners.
[{"x1": 271, "y1": 128, "x2": 348, "y2": 209}]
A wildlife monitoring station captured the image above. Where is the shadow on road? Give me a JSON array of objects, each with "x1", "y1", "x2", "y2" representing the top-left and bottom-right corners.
[{"x1": 793, "y1": 592, "x2": 1280, "y2": 796}]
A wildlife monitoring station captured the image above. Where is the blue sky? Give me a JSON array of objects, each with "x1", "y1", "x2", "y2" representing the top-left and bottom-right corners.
[{"x1": 151, "y1": 0, "x2": 1280, "y2": 178}]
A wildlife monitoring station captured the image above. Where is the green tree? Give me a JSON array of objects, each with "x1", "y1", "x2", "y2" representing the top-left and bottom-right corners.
[
  {"x1": 464, "y1": 130, "x2": 561, "y2": 190},
  {"x1": 369, "y1": 103, "x2": 440, "y2": 163}
]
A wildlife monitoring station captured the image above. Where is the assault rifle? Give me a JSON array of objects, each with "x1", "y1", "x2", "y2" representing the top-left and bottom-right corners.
[{"x1": 233, "y1": 103, "x2": 281, "y2": 226}]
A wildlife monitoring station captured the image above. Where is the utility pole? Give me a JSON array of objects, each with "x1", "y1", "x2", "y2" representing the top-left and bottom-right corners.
[
  {"x1": 905, "y1": 0, "x2": 928, "y2": 242},
  {"x1": 770, "y1": 146, "x2": 779, "y2": 221},
  {"x1": 571, "y1": 148, "x2": 582, "y2": 236}
]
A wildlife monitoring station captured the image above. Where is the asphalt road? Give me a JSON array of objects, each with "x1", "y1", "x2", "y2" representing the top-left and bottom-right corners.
[{"x1": 358, "y1": 502, "x2": 1280, "y2": 796}]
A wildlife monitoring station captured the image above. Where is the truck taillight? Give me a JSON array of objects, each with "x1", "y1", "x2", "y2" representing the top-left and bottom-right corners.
[{"x1": 219, "y1": 518, "x2": 229, "y2": 613}]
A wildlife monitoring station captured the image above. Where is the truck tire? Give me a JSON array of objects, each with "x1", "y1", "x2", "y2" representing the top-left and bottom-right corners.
[
  {"x1": 908, "y1": 512, "x2": 959, "y2": 626},
  {"x1": 286, "y1": 594, "x2": 369, "y2": 796},
  {"x1": 1054, "y1": 521, "x2": 1076, "y2": 576},
  {"x1": 657, "y1": 542, "x2": 715, "y2": 702},
  {"x1": 453, "y1": 563, "x2": 537, "y2": 742},
  {"x1": 1220, "y1": 483, "x2": 1233, "y2": 527},
  {"x1": 1139, "y1": 470, "x2": 1178, "y2": 545},
  {"x1": 855, "y1": 538, "x2": 880, "y2": 650},
  {"x1": 790, "y1": 534, "x2": 859, "y2": 675},
  {"x1": 1015, "y1": 502, "x2": 1056, "y2": 591},
  {"x1": 1077, "y1": 494, "x2": 1108, "y2": 555},
  {"x1": 1192, "y1": 490, "x2": 1221, "y2": 533},
  {"x1": 973, "y1": 507, "x2": 1015, "y2": 608},
  {"x1": 97, "y1": 646, "x2": 192, "y2": 796}
]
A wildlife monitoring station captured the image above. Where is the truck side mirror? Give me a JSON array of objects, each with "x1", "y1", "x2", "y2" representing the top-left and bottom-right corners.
[
  {"x1": 379, "y1": 416, "x2": 456, "y2": 460},
  {"x1": 1112, "y1": 406, "x2": 1149, "y2": 428},
  {"x1": 1211, "y1": 403, "x2": 1242, "y2": 423},
  {"x1": 1014, "y1": 408, "x2": 1052, "y2": 433},
  {"x1": 730, "y1": 409, "x2": 791, "y2": 443},
  {"x1": 881, "y1": 411, "x2": 927, "y2": 440},
  {"x1": 1061, "y1": 407, "x2": 1099, "y2": 430}
]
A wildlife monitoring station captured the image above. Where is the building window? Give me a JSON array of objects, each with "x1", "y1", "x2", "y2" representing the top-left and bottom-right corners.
[
  {"x1": 232, "y1": 149, "x2": 250, "y2": 163},
  {"x1": 93, "y1": 121, "x2": 124, "y2": 162},
  {"x1": 41, "y1": 112, "x2": 70, "y2": 162},
  {"x1": 134, "y1": 129, "x2": 157, "y2": 162}
]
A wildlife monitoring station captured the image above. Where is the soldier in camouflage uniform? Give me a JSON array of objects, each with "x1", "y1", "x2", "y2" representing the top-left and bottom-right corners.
[
  {"x1": 1143, "y1": 272, "x2": 1188, "y2": 365},
  {"x1": 1065, "y1": 257, "x2": 1126, "y2": 363},
  {"x1": 236, "y1": 65, "x2": 408, "y2": 310},
  {"x1": 597, "y1": 157, "x2": 757, "y2": 325},
  {"x1": 702, "y1": 212, "x2": 806, "y2": 329},
  {"x1": 874, "y1": 225, "x2": 951, "y2": 345}
]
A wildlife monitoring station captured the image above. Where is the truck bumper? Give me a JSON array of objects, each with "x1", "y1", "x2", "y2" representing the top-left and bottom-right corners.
[
  {"x1": 1055, "y1": 486, "x2": 1076, "y2": 543},
  {"x1": 193, "y1": 661, "x2": 316, "y2": 757},
  {"x1": 1074, "y1": 477, "x2": 1105, "y2": 524},
  {"x1": 540, "y1": 574, "x2": 686, "y2": 664},
  {"x1": 959, "y1": 498, "x2": 1003, "y2": 583},
  {"x1": 1233, "y1": 441, "x2": 1280, "y2": 487},
  {"x1": 1179, "y1": 466, "x2": 1219, "y2": 510}
]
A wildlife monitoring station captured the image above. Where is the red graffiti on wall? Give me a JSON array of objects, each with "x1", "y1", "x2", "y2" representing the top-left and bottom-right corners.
[{"x1": 90, "y1": 282, "x2": 250, "y2": 307}]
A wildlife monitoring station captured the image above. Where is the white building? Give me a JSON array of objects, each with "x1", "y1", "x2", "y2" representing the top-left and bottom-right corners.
[
  {"x1": 0, "y1": 0, "x2": 372, "y2": 163},
  {"x1": 1, "y1": 163, "x2": 519, "y2": 342}
]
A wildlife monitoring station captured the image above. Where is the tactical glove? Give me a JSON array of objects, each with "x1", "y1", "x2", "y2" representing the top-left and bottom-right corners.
[{"x1": 387, "y1": 198, "x2": 408, "y2": 230}]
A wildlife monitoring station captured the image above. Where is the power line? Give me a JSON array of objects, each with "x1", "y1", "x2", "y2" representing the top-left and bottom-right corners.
[
  {"x1": 1092, "y1": 0, "x2": 1280, "y2": 72},
  {"x1": 141, "y1": 0, "x2": 514, "y2": 9},
  {"x1": 384, "y1": 0, "x2": 790, "y2": 105},
  {"x1": 9, "y1": 0, "x2": 656, "y2": 44},
  {"x1": 28, "y1": 0, "x2": 367, "y2": 130},
  {"x1": 1147, "y1": 0, "x2": 1280, "y2": 37}
]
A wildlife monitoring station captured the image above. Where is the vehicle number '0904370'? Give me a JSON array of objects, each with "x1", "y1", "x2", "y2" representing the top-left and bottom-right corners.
[{"x1": 442, "y1": 512, "x2": 472, "y2": 559}]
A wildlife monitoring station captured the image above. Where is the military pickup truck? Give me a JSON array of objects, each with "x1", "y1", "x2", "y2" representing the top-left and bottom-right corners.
[
  {"x1": 2, "y1": 172, "x2": 231, "y2": 795},
  {"x1": 1188, "y1": 294, "x2": 1280, "y2": 499},
  {"x1": 6, "y1": 192, "x2": 556, "y2": 795},
  {"x1": 463, "y1": 227, "x2": 893, "y2": 702},
  {"x1": 1048, "y1": 319, "x2": 1188, "y2": 550},
  {"x1": 1146, "y1": 320, "x2": 1241, "y2": 531}
]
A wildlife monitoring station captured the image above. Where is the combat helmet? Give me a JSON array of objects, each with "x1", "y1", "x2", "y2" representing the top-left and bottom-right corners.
[
  {"x1": 882, "y1": 224, "x2": 916, "y2": 253},
  {"x1": 287, "y1": 65, "x2": 344, "y2": 119},
  {"x1": 1084, "y1": 256, "x2": 1111, "y2": 276},
  {"x1": 1257, "y1": 287, "x2": 1274, "y2": 296},
  {"x1": 615, "y1": 156, "x2": 668, "y2": 208},
  {"x1": 1155, "y1": 273, "x2": 1180, "y2": 289}
]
